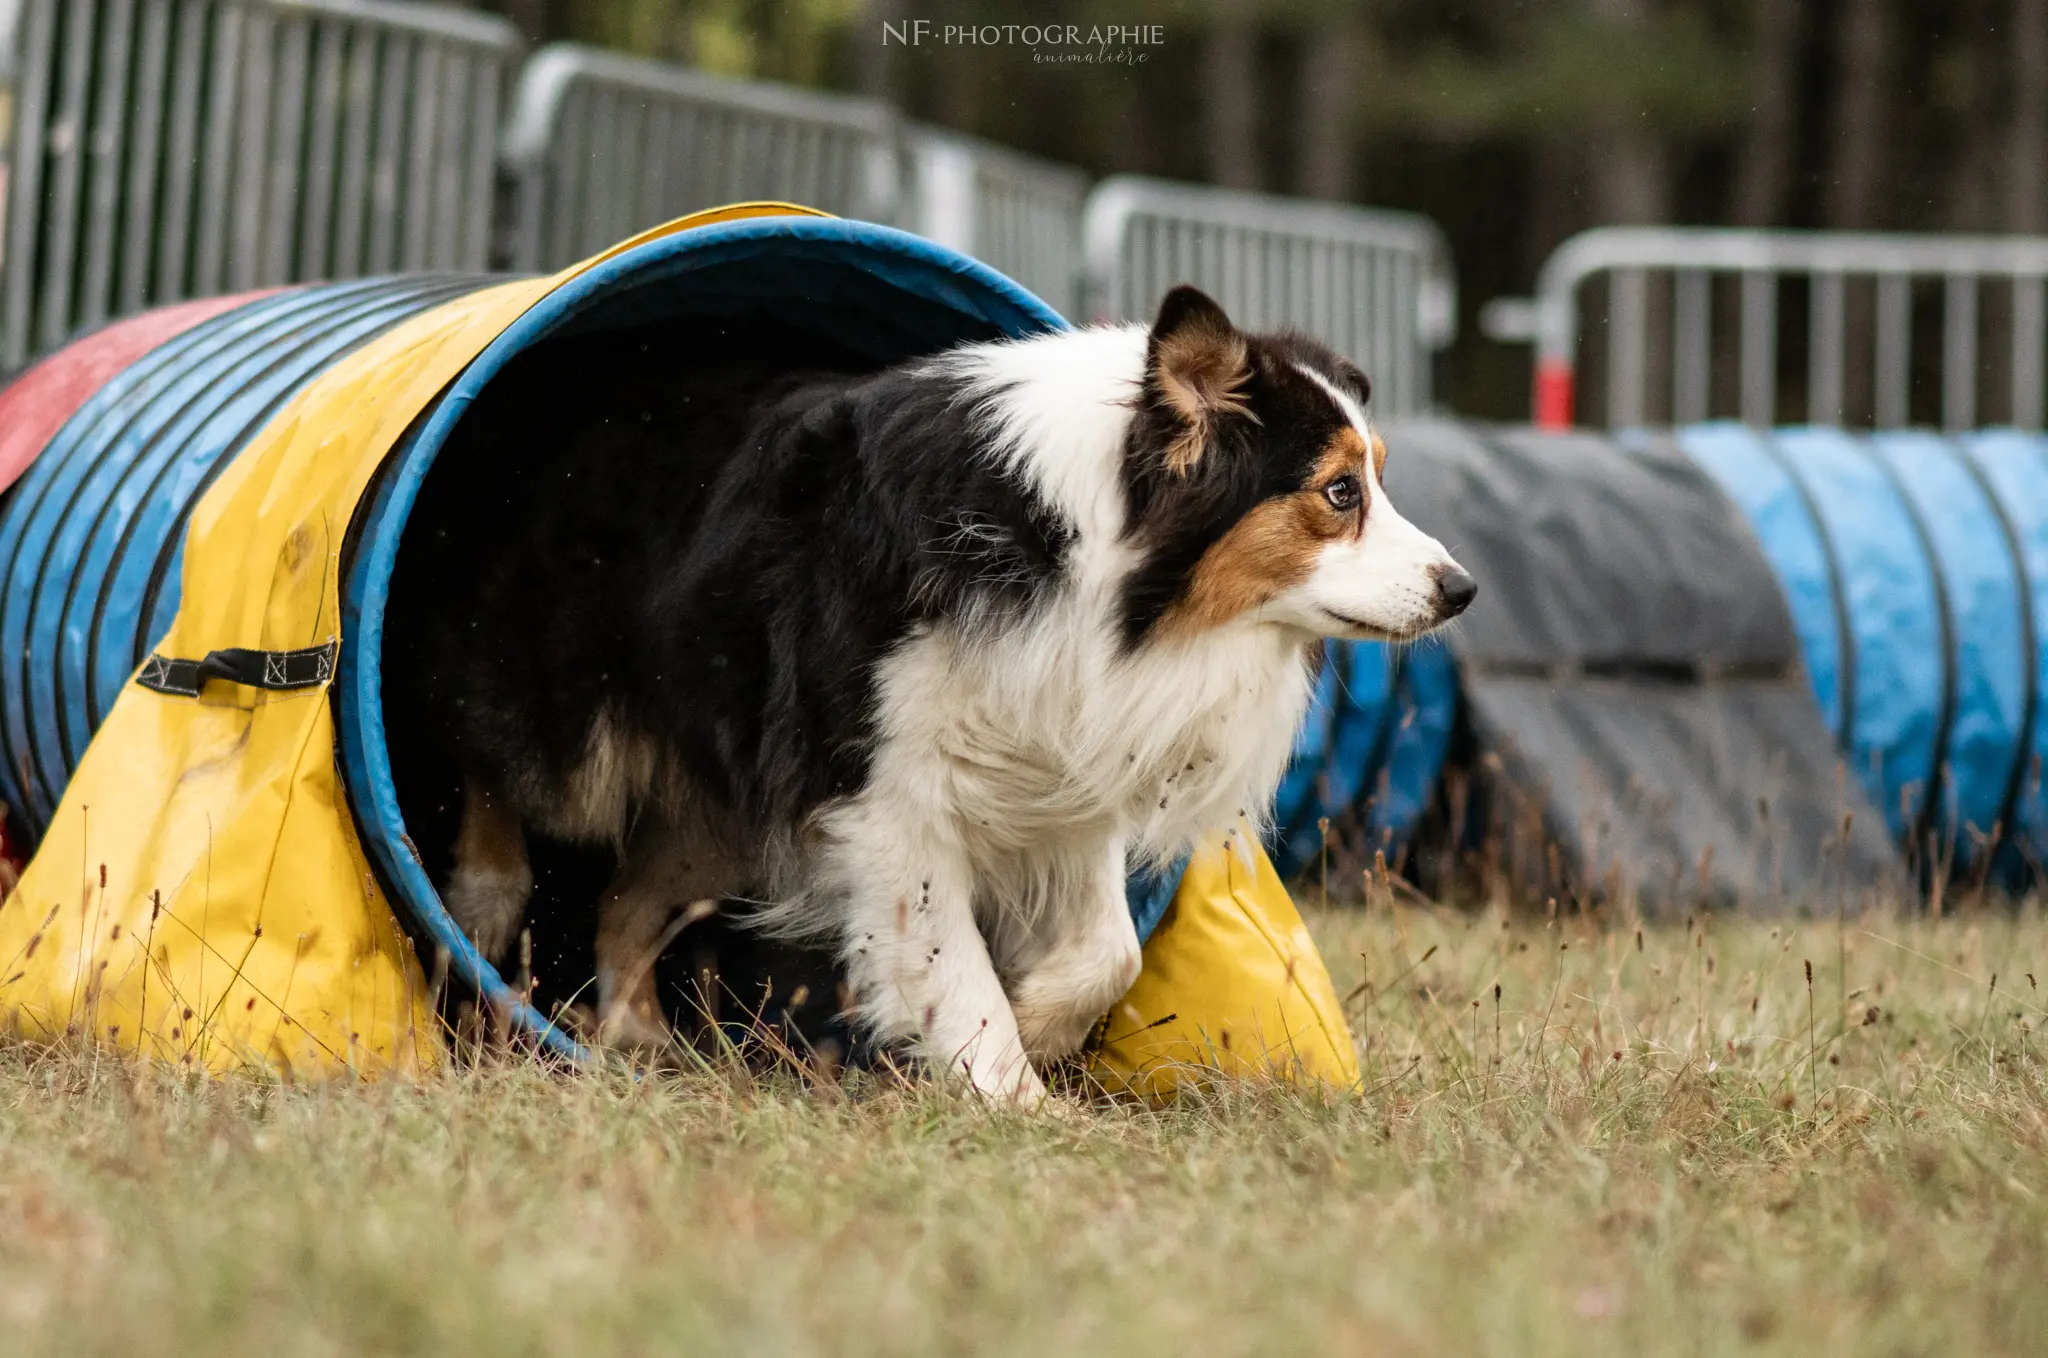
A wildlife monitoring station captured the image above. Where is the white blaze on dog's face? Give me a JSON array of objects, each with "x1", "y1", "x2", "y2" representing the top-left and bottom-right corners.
[
  {"x1": 1121, "y1": 286, "x2": 1476, "y2": 646},
  {"x1": 1260, "y1": 366, "x2": 1475, "y2": 639}
]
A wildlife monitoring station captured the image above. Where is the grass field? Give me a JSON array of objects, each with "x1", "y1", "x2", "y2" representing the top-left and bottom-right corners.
[{"x1": 0, "y1": 900, "x2": 2043, "y2": 1356}]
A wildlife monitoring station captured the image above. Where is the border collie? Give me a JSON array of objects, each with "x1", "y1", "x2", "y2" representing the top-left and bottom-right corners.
[{"x1": 386, "y1": 286, "x2": 1475, "y2": 1102}]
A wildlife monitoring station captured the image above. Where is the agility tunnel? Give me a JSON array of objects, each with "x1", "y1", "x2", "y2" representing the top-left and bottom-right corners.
[{"x1": 0, "y1": 205, "x2": 1357, "y2": 1090}]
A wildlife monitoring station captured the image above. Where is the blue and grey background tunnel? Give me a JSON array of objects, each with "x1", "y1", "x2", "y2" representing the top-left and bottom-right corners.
[{"x1": 1268, "y1": 422, "x2": 2048, "y2": 901}]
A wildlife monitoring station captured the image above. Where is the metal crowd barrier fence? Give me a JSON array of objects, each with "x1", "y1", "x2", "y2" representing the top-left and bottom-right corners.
[
  {"x1": 1519, "y1": 226, "x2": 2048, "y2": 432},
  {"x1": 4, "y1": 9, "x2": 1466, "y2": 383},
  {"x1": 500, "y1": 44, "x2": 904, "y2": 272},
  {"x1": 500, "y1": 45, "x2": 1087, "y2": 310},
  {"x1": 905, "y1": 126, "x2": 1085, "y2": 320},
  {"x1": 1082, "y1": 175, "x2": 1456, "y2": 418},
  {"x1": 1, "y1": 0, "x2": 517, "y2": 370}
]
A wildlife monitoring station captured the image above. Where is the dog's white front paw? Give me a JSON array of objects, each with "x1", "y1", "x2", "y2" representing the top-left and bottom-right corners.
[
  {"x1": 1011, "y1": 995, "x2": 1107, "y2": 1063},
  {"x1": 989, "y1": 1062, "x2": 1050, "y2": 1108},
  {"x1": 928, "y1": 1027, "x2": 1046, "y2": 1105},
  {"x1": 1010, "y1": 941, "x2": 1142, "y2": 1061}
]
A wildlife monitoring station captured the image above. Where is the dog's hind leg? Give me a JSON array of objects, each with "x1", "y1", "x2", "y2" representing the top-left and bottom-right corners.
[
  {"x1": 1005, "y1": 835, "x2": 1143, "y2": 1062},
  {"x1": 594, "y1": 812, "x2": 732, "y2": 1053},
  {"x1": 444, "y1": 778, "x2": 534, "y2": 967}
]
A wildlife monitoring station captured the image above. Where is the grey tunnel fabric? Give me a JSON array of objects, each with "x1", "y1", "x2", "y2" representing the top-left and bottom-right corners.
[{"x1": 1379, "y1": 419, "x2": 1900, "y2": 910}]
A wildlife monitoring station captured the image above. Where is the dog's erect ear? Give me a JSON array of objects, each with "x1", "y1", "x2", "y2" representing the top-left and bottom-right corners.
[{"x1": 1148, "y1": 285, "x2": 1253, "y2": 476}]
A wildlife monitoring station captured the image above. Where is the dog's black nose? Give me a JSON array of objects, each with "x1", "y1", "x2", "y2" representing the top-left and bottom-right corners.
[{"x1": 1434, "y1": 565, "x2": 1478, "y2": 617}]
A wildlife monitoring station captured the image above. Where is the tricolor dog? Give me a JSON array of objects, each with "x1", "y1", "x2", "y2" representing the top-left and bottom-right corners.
[{"x1": 387, "y1": 286, "x2": 1475, "y2": 1102}]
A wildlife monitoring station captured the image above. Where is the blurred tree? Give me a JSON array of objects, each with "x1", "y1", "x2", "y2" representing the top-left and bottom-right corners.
[
  {"x1": 2015, "y1": 0, "x2": 2048, "y2": 231},
  {"x1": 853, "y1": 0, "x2": 893, "y2": 98},
  {"x1": 1933, "y1": 0, "x2": 2001, "y2": 230},
  {"x1": 1397, "y1": 0, "x2": 1745, "y2": 239},
  {"x1": 1731, "y1": 0, "x2": 1804, "y2": 225},
  {"x1": 1206, "y1": 3, "x2": 1263, "y2": 189},
  {"x1": 1824, "y1": 0, "x2": 1889, "y2": 228},
  {"x1": 1288, "y1": 2, "x2": 1372, "y2": 200}
]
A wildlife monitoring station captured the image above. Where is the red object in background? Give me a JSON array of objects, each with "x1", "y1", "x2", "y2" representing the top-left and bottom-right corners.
[
  {"x1": 0, "y1": 290, "x2": 285, "y2": 498},
  {"x1": 1533, "y1": 359, "x2": 1575, "y2": 430}
]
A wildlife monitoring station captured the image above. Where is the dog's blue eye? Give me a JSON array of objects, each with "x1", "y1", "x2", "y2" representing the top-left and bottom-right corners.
[{"x1": 1324, "y1": 475, "x2": 1361, "y2": 511}]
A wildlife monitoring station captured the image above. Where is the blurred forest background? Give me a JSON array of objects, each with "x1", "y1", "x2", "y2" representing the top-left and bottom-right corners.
[{"x1": 444, "y1": 0, "x2": 2048, "y2": 416}]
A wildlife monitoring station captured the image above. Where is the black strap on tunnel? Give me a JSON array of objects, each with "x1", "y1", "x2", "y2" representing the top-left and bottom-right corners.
[
  {"x1": 1950, "y1": 444, "x2": 2037, "y2": 859},
  {"x1": 110, "y1": 277, "x2": 492, "y2": 734},
  {"x1": 135, "y1": 641, "x2": 336, "y2": 698},
  {"x1": 1859, "y1": 444, "x2": 1959, "y2": 855}
]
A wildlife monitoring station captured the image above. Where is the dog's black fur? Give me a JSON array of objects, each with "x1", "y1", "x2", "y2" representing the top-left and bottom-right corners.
[{"x1": 386, "y1": 317, "x2": 1081, "y2": 886}]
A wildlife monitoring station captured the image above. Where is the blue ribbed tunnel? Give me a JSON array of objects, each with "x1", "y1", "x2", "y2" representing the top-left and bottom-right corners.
[
  {"x1": 1681, "y1": 423, "x2": 2048, "y2": 871},
  {"x1": 0, "y1": 275, "x2": 494, "y2": 831}
]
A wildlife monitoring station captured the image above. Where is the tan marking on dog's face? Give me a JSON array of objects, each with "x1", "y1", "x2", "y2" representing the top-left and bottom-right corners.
[
  {"x1": 1369, "y1": 428, "x2": 1388, "y2": 480},
  {"x1": 1316, "y1": 427, "x2": 1372, "y2": 536},
  {"x1": 1159, "y1": 426, "x2": 1371, "y2": 636}
]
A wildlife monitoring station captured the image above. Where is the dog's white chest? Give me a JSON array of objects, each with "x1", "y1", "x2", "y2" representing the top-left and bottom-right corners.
[{"x1": 874, "y1": 618, "x2": 1314, "y2": 860}]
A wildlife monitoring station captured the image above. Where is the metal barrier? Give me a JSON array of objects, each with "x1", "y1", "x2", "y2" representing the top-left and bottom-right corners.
[
  {"x1": 0, "y1": 0, "x2": 518, "y2": 370},
  {"x1": 1522, "y1": 226, "x2": 2048, "y2": 431},
  {"x1": 500, "y1": 44, "x2": 903, "y2": 272},
  {"x1": 1082, "y1": 175, "x2": 1456, "y2": 418},
  {"x1": 4, "y1": 14, "x2": 1461, "y2": 377},
  {"x1": 905, "y1": 126, "x2": 1085, "y2": 319}
]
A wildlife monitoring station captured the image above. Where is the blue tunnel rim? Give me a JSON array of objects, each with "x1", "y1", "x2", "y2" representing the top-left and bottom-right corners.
[{"x1": 337, "y1": 215, "x2": 1071, "y2": 1062}]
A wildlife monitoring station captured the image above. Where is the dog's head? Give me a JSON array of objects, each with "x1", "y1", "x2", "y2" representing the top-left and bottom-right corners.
[{"x1": 1119, "y1": 286, "x2": 1476, "y2": 646}]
